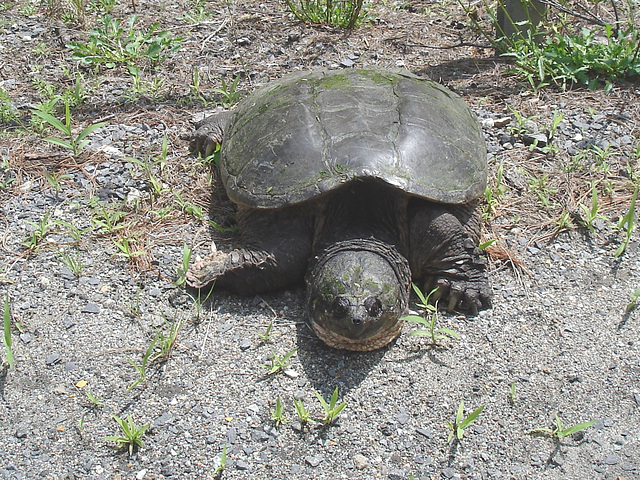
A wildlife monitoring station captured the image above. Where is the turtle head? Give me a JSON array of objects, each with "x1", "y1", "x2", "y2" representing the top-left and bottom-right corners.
[{"x1": 306, "y1": 241, "x2": 411, "y2": 351}]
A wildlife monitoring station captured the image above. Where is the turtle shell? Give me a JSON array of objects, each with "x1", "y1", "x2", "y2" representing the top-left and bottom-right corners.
[{"x1": 220, "y1": 69, "x2": 486, "y2": 208}]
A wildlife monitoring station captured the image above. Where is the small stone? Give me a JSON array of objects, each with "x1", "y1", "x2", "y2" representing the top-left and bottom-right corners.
[
  {"x1": 148, "y1": 287, "x2": 161, "y2": 297},
  {"x1": 522, "y1": 132, "x2": 548, "y2": 147},
  {"x1": 236, "y1": 460, "x2": 249, "y2": 470},
  {"x1": 388, "y1": 468, "x2": 405, "y2": 480},
  {"x1": 340, "y1": 57, "x2": 355, "y2": 68},
  {"x1": 227, "y1": 427, "x2": 237, "y2": 444},
  {"x1": 634, "y1": 394, "x2": 640, "y2": 407},
  {"x1": 416, "y1": 427, "x2": 431, "y2": 438},
  {"x1": 396, "y1": 412, "x2": 409, "y2": 425},
  {"x1": 604, "y1": 455, "x2": 618, "y2": 465},
  {"x1": 305, "y1": 456, "x2": 323, "y2": 467},
  {"x1": 239, "y1": 339, "x2": 251, "y2": 350},
  {"x1": 152, "y1": 412, "x2": 173, "y2": 427},
  {"x1": 15, "y1": 425, "x2": 28, "y2": 438},
  {"x1": 19, "y1": 332, "x2": 32, "y2": 344},
  {"x1": 136, "y1": 469, "x2": 147, "y2": 480},
  {"x1": 45, "y1": 353, "x2": 61, "y2": 365},
  {"x1": 442, "y1": 467, "x2": 455, "y2": 478},
  {"x1": 81, "y1": 303, "x2": 100, "y2": 314},
  {"x1": 353, "y1": 453, "x2": 368, "y2": 470},
  {"x1": 622, "y1": 464, "x2": 636, "y2": 471}
]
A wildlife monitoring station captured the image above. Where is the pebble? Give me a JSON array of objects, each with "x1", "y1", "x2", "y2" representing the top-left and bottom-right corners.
[
  {"x1": 305, "y1": 456, "x2": 323, "y2": 467},
  {"x1": 353, "y1": 453, "x2": 368, "y2": 469},
  {"x1": 604, "y1": 454, "x2": 618, "y2": 465},
  {"x1": 81, "y1": 303, "x2": 100, "y2": 314},
  {"x1": 45, "y1": 353, "x2": 61, "y2": 366}
]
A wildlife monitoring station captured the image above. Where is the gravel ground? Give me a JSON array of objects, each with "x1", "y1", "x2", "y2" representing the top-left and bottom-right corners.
[{"x1": 1, "y1": 1, "x2": 640, "y2": 479}]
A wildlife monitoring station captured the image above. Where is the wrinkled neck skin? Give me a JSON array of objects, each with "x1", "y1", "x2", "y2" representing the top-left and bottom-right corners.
[{"x1": 305, "y1": 238, "x2": 412, "y2": 351}]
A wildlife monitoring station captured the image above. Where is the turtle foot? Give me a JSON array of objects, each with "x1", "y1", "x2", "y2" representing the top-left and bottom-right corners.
[{"x1": 186, "y1": 249, "x2": 228, "y2": 289}]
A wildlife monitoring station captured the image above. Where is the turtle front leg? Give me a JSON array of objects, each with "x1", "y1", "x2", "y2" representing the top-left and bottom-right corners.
[
  {"x1": 408, "y1": 200, "x2": 491, "y2": 314},
  {"x1": 187, "y1": 206, "x2": 313, "y2": 295}
]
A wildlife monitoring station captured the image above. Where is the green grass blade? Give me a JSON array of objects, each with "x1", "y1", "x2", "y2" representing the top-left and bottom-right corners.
[
  {"x1": 32, "y1": 110, "x2": 69, "y2": 134},
  {"x1": 76, "y1": 121, "x2": 108, "y2": 143},
  {"x1": 460, "y1": 404, "x2": 485, "y2": 429},
  {"x1": 559, "y1": 420, "x2": 596, "y2": 438},
  {"x1": 42, "y1": 137, "x2": 74, "y2": 150},
  {"x1": 3, "y1": 295, "x2": 14, "y2": 369}
]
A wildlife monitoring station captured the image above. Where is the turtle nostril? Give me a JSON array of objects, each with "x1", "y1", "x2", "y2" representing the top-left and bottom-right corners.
[{"x1": 352, "y1": 318, "x2": 363, "y2": 326}]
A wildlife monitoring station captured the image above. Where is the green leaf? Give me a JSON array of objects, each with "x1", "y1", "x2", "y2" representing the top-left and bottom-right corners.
[
  {"x1": 32, "y1": 110, "x2": 69, "y2": 134},
  {"x1": 435, "y1": 328, "x2": 460, "y2": 339},
  {"x1": 558, "y1": 420, "x2": 596, "y2": 438},
  {"x1": 460, "y1": 404, "x2": 485, "y2": 429},
  {"x1": 3, "y1": 295, "x2": 14, "y2": 369},
  {"x1": 76, "y1": 121, "x2": 108, "y2": 143}
]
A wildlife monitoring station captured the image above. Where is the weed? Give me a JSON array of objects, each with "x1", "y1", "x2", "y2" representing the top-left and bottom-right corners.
[
  {"x1": 113, "y1": 235, "x2": 146, "y2": 260},
  {"x1": 615, "y1": 186, "x2": 638, "y2": 258},
  {"x1": 531, "y1": 414, "x2": 596, "y2": 439},
  {"x1": 89, "y1": 197, "x2": 127, "y2": 234},
  {"x1": 174, "y1": 192, "x2": 204, "y2": 221},
  {"x1": 150, "y1": 318, "x2": 183, "y2": 363},
  {"x1": 3, "y1": 295, "x2": 14, "y2": 369},
  {"x1": 22, "y1": 211, "x2": 53, "y2": 252},
  {"x1": 446, "y1": 400, "x2": 485, "y2": 443},
  {"x1": 0, "y1": 87, "x2": 17, "y2": 123},
  {"x1": 508, "y1": 382, "x2": 516, "y2": 403},
  {"x1": 85, "y1": 390, "x2": 104, "y2": 406},
  {"x1": 127, "y1": 334, "x2": 158, "y2": 391},
  {"x1": 315, "y1": 387, "x2": 347, "y2": 424},
  {"x1": 402, "y1": 283, "x2": 459, "y2": 345},
  {"x1": 553, "y1": 211, "x2": 574, "y2": 235},
  {"x1": 128, "y1": 155, "x2": 165, "y2": 196},
  {"x1": 284, "y1": 0, "x2": 367, "y2": 28},
  {"x1": 32, "y1": 99, "x2": 107, "y2": 155},
  {"x1": 211, "y1": 74, "x2": 244, "y2": 108},
  {"x1": 58, "y1": 249, "x2": 84, "y2": 276},
  {"x1": 257, "y1": 322, "x2": 276, "y2": 344},
  {"x1": 54, "y1": 219, "x2": 93, "y2": 242},
  {"x1": 174, "y1": 244, "x2": 192, "y2": 287},
  {"x1": 504, "y1": 24, "x2": 640, "y2": 90},
  {"x1": 87, "y1": 0, "x2": 118, "y2": 14},
  {"x1": 67, "y1": 15, "x2": 182, "y2": 69},
  {"x1": 578, "y1": 181, "x2": 605, "y2": 234},
  {"x1": 626, "y1": 286, "x2": 640, "y2": 313},
  {"x1": 211, "y1": 444, "x2": 227, "y2": 477},
  {"x1": 105, "y1": 414, "x2": 150, "y2": 456},
  {"x1": 484, "y1": 163, "x2": 508, "y2": 218},
  {"x1": 263, "y1": 347, "x2": 298, "y2": 375},
  {"x1": 293, "y1": 398, "x2": 315, "y2": 425},
  {"x1": 528, "y1": 173, "x2": 556, "y2": 209},
  {"x1": 271, "y1": 397, "x2": 287, "y2": 427},
  {"x1": 44, "y1": 170, "x2": 70, "y2": 193}
]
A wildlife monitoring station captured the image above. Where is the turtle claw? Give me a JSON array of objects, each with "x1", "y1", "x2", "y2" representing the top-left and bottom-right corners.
[{"x1": 186, "y1": 250, "x2": 228, "y2": 289}]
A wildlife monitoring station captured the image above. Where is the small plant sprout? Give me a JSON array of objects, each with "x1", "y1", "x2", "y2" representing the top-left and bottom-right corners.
[
  {"x1": 263, "y1": 347, "x2": 298, "y2": 375},
  {"x1": 31, "y1": 99, "x2": 107, "y2": 155},
  {"x1": 446, "y1": 401, "x2": 485, "y2": 444},
  {"x1": 3, "y1": 294, "x2": 14, "y2": 369},
  {"x1": 402, "y1": 283, "x2": 459, "y2": 345},
  {"x1": 211, "y1": 444, "x2": 227, "y2": 477},
  {"x1": 58, "y1": 249, "x2": 84, "y2": 277},
  {"x1": 626, "y1": 286, "x2": 640, "y2": 313},
  {"x1": 89, "y1": 197, "x2": 127, "y2": 234},
  {"x1": 84, "y1": 390, "x2": 104, "y2": 406},
  {"x1": 615, "y1": 186, "x2": 638, "y2": 259},
  {"x1": 174, "y1": 244, "x2": 192, "y2": 287},
  {"x1": 127, "y1": 334, "x2": 159, "y2": 392},
  {"x1": 257, "y1": 322, "x2": 276, "y2": 344},
  {"x1": 531, "y1": 414, "x2": 596, "y2": 440},
  {"x1": 508, "y1": 382, "x2": 517, "y2": 403},
  {"x1": 22, "y1": 211, "x2": 53, "y2": 252},
  {"x1": 579, "y1": 181, "x2": 605, "y2": 234},
  {"x1": 315, "y1": 387, "x2": 347, "y2": 424},
  {"x1": 105, "y1": 414, "x2": 150, "y2": 456},
  {"x1": 293, "y1": 398, "x2": 315, "y2": 426},
  {"x1": 150, "y1": 318, "x2": 183, "y2": 363},
  {"x1": 271, "y1": 397, "x2": 287, "y2": 427}
]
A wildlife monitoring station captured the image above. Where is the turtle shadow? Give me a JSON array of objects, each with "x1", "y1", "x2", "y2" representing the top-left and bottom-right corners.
[{"x1": 295, "y1": 322, "x2": 389, "y2": 398}]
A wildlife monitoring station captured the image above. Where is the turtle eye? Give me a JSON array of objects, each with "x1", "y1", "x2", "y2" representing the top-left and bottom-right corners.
[
  {"x1": 332, "y1": 296, "x2": 350, "y2": 317},
  {"x1": 364, "y1": 296, "x2": 383, "y2": 317}
]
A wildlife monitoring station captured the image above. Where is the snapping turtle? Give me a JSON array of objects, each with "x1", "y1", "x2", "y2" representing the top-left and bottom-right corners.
[{"x1": 187, "y1": 68, "x2": 491, "y2": 351}]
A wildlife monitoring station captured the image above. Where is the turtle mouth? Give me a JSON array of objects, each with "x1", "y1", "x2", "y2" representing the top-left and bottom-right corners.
[{"x1": 308, "y1": 316, "x2": 404, "y2": 351}]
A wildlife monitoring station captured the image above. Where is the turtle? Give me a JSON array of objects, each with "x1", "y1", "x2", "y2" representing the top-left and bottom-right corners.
[{"x1": 187, "y1": 68, "x2": 491, "y2": 351}]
